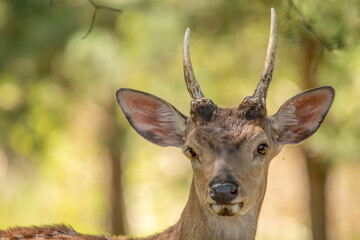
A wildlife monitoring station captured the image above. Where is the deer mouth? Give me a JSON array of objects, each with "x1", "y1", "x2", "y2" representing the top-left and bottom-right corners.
[{"x1": 209, "y1": 202, "x2": 244, "y2": 216}]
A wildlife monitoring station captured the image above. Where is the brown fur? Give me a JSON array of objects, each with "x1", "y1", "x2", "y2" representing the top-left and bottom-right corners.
[
  {"x1": 113, "y1": 86, "x2": 333, "y2": 240},
  {"x1": 0, "y1": 225, "x2": 133, "y2": 240}
]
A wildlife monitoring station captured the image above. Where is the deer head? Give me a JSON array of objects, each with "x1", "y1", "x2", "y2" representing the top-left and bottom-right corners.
[{"x1": 116, "y1": 8, "x2": 334, "y2": 234}]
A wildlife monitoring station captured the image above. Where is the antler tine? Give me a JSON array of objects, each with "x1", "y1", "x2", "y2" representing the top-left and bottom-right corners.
[
  {"x1": 183, "y1": 28, "x2": 205, "y2": 99},
  {"x1": 252, "y1": 8, "x2": 277, "y2": 105}
]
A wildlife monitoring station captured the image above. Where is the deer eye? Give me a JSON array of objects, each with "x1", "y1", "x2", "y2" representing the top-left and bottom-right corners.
[
  {"x1": 186, "y1": 147, "x2": 197, "y2": 158},
  {"x1": 257, "y1": 144, "x2": 268, "y2": 155}
]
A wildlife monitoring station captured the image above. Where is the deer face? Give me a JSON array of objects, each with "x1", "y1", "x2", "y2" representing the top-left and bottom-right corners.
[
  {"x1": 116, "y1": 9, "x2": 334, "y2": 218},
  {"x1": 184, "y1": 106, "x2": 271, "y2": 217}
]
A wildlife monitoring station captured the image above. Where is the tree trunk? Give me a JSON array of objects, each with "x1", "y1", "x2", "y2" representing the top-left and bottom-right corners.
[
  {"x1": 106, "y1": 100, "x2": 127, "y2": 235},
  {"x1": 305, "y1": 154, "x2": 328, "y2": 240},
  {"x1": 301, "y1": 37, "x2": 328, "y2": 240},
  {"x1": 109, "y1": 141, "x2": 126, "y2": 235}
]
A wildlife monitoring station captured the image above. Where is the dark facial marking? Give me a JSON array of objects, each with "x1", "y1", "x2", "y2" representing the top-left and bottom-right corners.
[
  {"x1": 238, "y1": 100, "x2": 267, "y2": 125},
  {"x1": 209, "y1": 172, "x2": 238, "y2": 187},
  {"x1": 207, "y1": 141, "x2": 216, "y2": 151},
  {"x1": 191, "y1": 103, "x2": 217, "y2": 123},
  {"x1": 190, "y1": 99, "x2": 218, "y2": 125},
  {"x1": 245, "y1": 106, "x2": 262, "y2": 120},
  {"x1": 198, "y1": 104, "x2": 217, "y2": 122}
]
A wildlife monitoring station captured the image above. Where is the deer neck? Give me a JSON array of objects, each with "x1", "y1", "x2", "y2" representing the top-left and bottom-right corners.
[{"x1": 171, "y1": 179, "x2": 260, "y2": 240}]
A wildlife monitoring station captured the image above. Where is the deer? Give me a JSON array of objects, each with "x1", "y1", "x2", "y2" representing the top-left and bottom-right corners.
[{"x1": 0, "y1": 8, "x2": 334, "y2": 240}]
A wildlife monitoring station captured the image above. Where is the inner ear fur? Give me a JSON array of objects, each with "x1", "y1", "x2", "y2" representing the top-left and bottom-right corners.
[
  {"x1": 116, "y1": 88, "x2": 188, "y2": 147},
  {"x1": 269, "y1": 86, "x2": 335, "y2": 145}
]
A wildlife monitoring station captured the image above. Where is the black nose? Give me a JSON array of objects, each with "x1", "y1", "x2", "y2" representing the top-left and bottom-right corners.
[{"x1": 210, "y1": 183, "x2": 238, "y2": 204}]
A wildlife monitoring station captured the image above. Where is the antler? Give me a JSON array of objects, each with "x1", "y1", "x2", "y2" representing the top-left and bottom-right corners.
[
  {"x1": 183, "y1": 28, "x2": 205, "y2": 99},
  {"x1": 250, "y1": 8, "x2": 277, "y2": 106}
]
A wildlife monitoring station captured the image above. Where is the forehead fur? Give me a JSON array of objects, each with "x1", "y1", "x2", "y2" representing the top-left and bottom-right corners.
[
  {"x1": 189, "y1": 107, "x2": 267, "y2": 151},
  {"x1": 190, "y1": 98, "x2": 267, "y2": 127},
  {"x1": 188, "y1": 98, "x2": 268, "y2": 152}
]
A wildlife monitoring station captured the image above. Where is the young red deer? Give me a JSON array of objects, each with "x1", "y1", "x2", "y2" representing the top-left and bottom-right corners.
[{"x1": 0, "y1": 8, "x2": 334, "y2": 240}]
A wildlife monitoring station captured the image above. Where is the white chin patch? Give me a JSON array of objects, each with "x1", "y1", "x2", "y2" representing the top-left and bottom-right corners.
[{"x1": 210, "y1": 203, "x2": 243, "y2": 216}]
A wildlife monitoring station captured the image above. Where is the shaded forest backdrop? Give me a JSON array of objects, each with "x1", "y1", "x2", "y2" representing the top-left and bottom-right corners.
[{"x1": 0, "y1": 0, "x2": 360, "y2": 240}]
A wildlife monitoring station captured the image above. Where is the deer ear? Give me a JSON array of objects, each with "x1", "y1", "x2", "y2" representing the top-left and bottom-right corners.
[
  {"x1": 116, "y1": 88, "x2": 188, "y2": 147},
  {"x1": 268, "y1": 86, "x2": 335, "y2": 145}
]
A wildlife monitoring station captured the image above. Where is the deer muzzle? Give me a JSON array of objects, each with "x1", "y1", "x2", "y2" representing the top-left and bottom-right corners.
[
  {"x1": 207, "y1": 181, "x2": 245, "y2": 216},
  {"x1": 210, "y1": 183, "x2": 238, "y2": 204}
]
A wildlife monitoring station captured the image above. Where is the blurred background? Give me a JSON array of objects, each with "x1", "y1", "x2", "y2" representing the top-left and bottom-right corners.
[{"x1": 0, "y1": 0, "x2": 360, "y2": 239}]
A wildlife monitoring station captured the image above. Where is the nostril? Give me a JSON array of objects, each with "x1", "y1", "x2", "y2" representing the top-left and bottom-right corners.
[
  {"x1": 210, "y1": 188, "x2": 216, "y2": 198},
  {"x1": 210, "y1": 183, "x2": 238, "y2": 204},
  {"x1": 230, "y1": 185, "x2": 237, "y2": 194}
]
